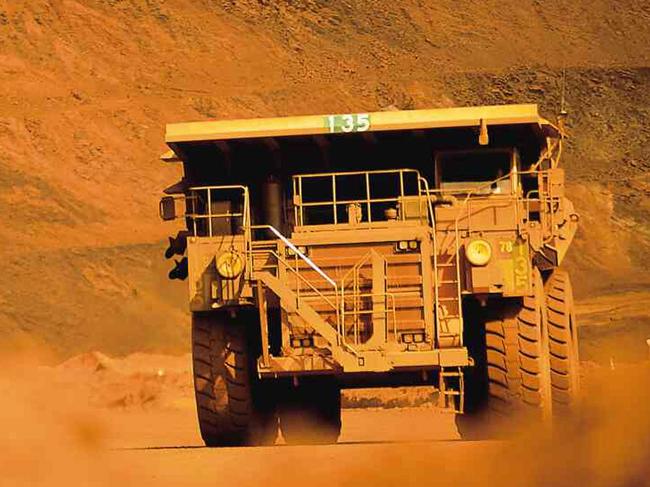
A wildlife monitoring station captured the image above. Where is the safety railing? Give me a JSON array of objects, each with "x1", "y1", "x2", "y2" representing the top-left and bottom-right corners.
[
  {"x1": 339, "y1": 252, "x2": 397, "y2": 347},
  {"x1": 251, "y1": 225, "x2": 338, "y2": 293},
  {"x1": 530, "y1": 169, "x2": 563, "y2": 244},
  {"x1": 249, "y1": 225, "x2": 359, "y2": 353},
  {"x1": 249, "y1": 229, "x2": 402, "y2": 353},
  {"x1": 341, "y1": 292, "x2": 398, "y2": 345},
  {"x1": 421, "y1": 167, "x2": 566, "y2": 348},
  {"x1": 292, "y1": 169, "x2": 427, "y2": 227},
  {"x1": 416, "y1": 176, "x2": 462, "y2": 347},
  {"x1": 185, "y1": 185, "x2": 251, "y2": 239},
  {"x1": 427, "y1": 168, "x2": 562, "y2": 244},
  {"x1": 252, "y1": 247, "x2": 339, "y2": 313}
]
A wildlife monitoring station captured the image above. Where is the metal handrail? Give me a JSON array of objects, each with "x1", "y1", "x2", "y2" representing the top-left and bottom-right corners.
[
  {"x1": 264, "y1": 250, "x2": 338, "y2": 311},
  {"x1": 251, "y1": 246, "x2": 359, "y2": 356},
  {"x1": 424, "y1": 167, "x2": 562, "y2": 346},
  {"x1": 186, "y1": 212, "x2": 245, "y2": 218},
  {"x1": 339, "y1": 251, "x2": 398, "y2": 347},
  {"x1": 341, "y1": 292, "x2": 398, "y2": 345},
  {"x1": 525, "y1": 177, "x2": 562, "y2": 245},
  {"x1": 340, "y1": 251, "x2": 373, "y2": 345},
  {"x1": 251, "y1": 225, "x2": 338, "y2": 290},
  {"x1": 185, "y1": 185, "x2": 251, "y2": 242},
  {"x1": 250, "y1": 224, "x2": 349, "y2": 348},
  {"x1": 292, "y1": 168, "x2": 423, "y2": 227},
  {"x1": 295, "y1": 168, "x2": 422, "y2": 179},
  {"x1": 426, "y1": 168, "x2": 559, "y2": 236},
  {"x1": 298, "y1": 197, "x2": 406, "y2": 207},
  {"x1": 417, "y1": 175, "x2": 453, "y2": 347}
]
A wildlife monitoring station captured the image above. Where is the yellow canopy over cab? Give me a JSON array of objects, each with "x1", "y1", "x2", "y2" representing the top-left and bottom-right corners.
[{"x1": 166, "y1": 104, "x2": 558, "y2": 146}]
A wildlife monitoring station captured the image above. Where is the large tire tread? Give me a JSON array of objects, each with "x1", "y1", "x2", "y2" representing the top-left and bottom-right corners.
[
  {"x1": 192, "y1": 311, "x2": 278, "y2": 447},
  {"x1": 544, "y1": 270, "x2": 580, "y2": 410},
  {"x1": 457, "y1": 269, "x2": 552, "y2": 438}
]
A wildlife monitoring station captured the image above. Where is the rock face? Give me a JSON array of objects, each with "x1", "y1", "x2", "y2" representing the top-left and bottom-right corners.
[{"x1": 1, "y1": 0, "x2": 649, "y2": 357}]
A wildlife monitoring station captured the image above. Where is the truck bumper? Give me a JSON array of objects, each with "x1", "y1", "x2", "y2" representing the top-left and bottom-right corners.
[{"x1": 257, "y1": 347, "x2": 469, "y2": 378}]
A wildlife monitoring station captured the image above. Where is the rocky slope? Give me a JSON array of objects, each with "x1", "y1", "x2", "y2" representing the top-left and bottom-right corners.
[{"x1": 1, "y1": 0, "x2": 649, "y2": 358}]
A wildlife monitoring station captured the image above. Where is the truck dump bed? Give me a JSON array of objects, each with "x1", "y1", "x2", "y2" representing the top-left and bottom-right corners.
[
  {"x1": 166, "y1": 104, "x2": 558, "y2": 145},
  {"x1": 163, "y1": 104, "x2": 557, "y2": 176}
]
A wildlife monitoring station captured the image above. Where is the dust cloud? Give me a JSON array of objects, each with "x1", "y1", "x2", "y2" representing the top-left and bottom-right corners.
[{"x1": 0, "y1": 351, "x2": 648, "y2": 487}]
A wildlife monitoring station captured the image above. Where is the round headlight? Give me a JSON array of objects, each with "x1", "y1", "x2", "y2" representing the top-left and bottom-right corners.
[
  {"x1": 215, "y1": 250, "x2": 244, "y2": 279},
  {"x1": 466, "y1": 239, "x2": 492, "y2": 266}
]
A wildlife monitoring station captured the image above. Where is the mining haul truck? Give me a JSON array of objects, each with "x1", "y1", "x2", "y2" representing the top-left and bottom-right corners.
[{"x1": 159, "y1": 104, "x2": 580, "y2": 445}]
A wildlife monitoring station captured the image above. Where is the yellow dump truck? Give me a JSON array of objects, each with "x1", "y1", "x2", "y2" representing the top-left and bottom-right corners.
[{"x1": 159, "y1": 104, "x2": 580, "y2": 445}]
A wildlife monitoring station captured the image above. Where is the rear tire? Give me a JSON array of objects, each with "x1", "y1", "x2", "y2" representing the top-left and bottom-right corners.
[
  {"x1": 545, "y1": 269, "x2": 580, "y2": 412},
  {"x1": 456, "y1": 268, "x2": 553, "y2": 438},
  {"x1": 279, "y1": 377, "x2": 341, "y2": 445},
  {"x1": 192, "y1": 310, "x2": 278, "y2": 447}
]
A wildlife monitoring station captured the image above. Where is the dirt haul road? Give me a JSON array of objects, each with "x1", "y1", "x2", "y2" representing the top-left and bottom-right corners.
[
  {"x1": 2, "y1": 354, "x2": 650, "y2": 487},
  {"x1": 0, "y1": 399, "x2": 569, "y2": 487},
  {"x1": 108, "y1": 408, "x2": 504, "y2": 487}
]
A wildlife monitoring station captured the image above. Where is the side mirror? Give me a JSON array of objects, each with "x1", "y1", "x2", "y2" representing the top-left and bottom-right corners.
[{"x1": 159, "y1": 196, "x2": 176, "y2": 221}]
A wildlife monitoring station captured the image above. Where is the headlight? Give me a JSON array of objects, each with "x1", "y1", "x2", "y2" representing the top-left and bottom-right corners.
[
  {"x1": 396, "y1": 240, "x2": 419, "y2": 253},
  {"x1": 215, "y1": 250, "x2": 244, "y2": 279},
  {"x1": 466, "y1": 239, "x2": 492, "y2": 266}
]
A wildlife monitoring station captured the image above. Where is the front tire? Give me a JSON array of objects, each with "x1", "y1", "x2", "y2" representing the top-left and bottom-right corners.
[
  {"x1": 456, "y1": 269, "x2": 553, "y2": 438},
  {"x1": 192, "y1": 310, "x2": 278, "y2": 447},
  {"x1": 545, "y1": 269, "x2": 580, "y2": 412}
]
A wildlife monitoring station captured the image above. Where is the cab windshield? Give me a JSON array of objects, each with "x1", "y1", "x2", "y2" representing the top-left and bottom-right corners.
[{"x1": 436, "y1": 150, "x2": 514, "y2": 195}]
